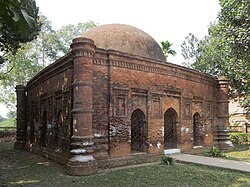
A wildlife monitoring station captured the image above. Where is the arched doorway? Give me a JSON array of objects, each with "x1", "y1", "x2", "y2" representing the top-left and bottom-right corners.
[
  {"x1": 193, "y1": 112, "x2": 204, "y2": 146},
  {"x1": 39, "y1": 110, "x2": 47, "y2": 147},
  {"x1": 164, "y1": 108, "x2": 178, "y2": 149},
  {"x1": 54, "y1": 110, "x2": 62, "y2": 149},
  {"x1": 131, "y1": 109, "x2": 146, "y2": 153}
]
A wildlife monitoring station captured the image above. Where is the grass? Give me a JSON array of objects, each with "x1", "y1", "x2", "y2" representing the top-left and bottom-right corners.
[
  {"x1": 0, "y1": 118, "x2": 16, "y2": 128},
  {"x1": 223, "y1": 144, "x2": 250, "y2": 163},
  {"x1": 200, "y1": 144, "x2": 250, "y2": 163},
  {"x1": 0, "y1": 140, "x2": 250, "y2": 187}
]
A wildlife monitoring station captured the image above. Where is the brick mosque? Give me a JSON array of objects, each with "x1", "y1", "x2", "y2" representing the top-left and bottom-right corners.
[{"x1": 15, "y1": 24, "x2": 232, "y2": 175}]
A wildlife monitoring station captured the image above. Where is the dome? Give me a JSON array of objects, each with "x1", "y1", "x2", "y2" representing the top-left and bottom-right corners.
[{"x1": 82, "y1": 24, "x2": 165, "y2": 61}]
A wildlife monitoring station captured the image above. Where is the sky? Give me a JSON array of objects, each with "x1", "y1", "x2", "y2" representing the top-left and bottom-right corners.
[
  {"x1": 35, "y1": 0, "x2": 221, "y2": 64},
  {"x1": 0, "y1": 0, "x2": 221, "y2": 118}
]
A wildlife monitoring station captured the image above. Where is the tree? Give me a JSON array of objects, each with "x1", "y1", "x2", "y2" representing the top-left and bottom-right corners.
[
  {"x1": 0, "y1": 42, "x2": 45, "y2": 110},
  {"x1": 181, "y1": 0, "x2": 250, "y2": 112},
  {"x1": 0, "y1": 17, "x2": 97, "y2": 114},
  {"x1": 0, "y1": 0, "x2": 41, "y2": 60},
  {"x1": 181, "y1": 25, "x2": 229, "y2": 76},
  {"x1": 27, "y1": 15, "x2": 59, "y2": 66},
  {"x1": 56, "y1": 21, "x2": 97, "y2": 55},
  {"x1": 181, "y1": 33, "x2": 200, "y2": 68},
  {"x1": 160, "y1": 40, "x2": 177, "y2": 59},
  {"x1": 218, "y1": 0, "x2": 249, "y2": 64},
  {"x1": 32, "y1": 19, "x2": 97, "y2": 65},
  {"x1": 0, "y1": 115, "x2": 4, "y2": 122},
  {"x1": 7, "y1": 110, "x2": 16, "y2": 119},
  {"x1": 218, "y1": 0, "x2": 250, "y2": 111}
]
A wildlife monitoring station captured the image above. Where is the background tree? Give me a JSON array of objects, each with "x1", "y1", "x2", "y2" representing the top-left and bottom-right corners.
[
  {"x1": 219, "y1": 0, "x2": 249, "y2": 64},
  {"x1": 181, "y1": 33, "x2": 200, "y2": 68},
  {"x1": 181, "y1": 24, "x2": 228, "y2": 76},
  {"x1": 0, "y1": 16, "x2": 97, "y2": 115},
  {"x1": 0, "y1": 115, "x2": 4, "y2": 122},
  {"x1": 181, "y1": 0, "x2": 250, "y2": 112},
  {"x1": 56, "y1": 21, "x2": 97, "y2": 55},
  {"x1": 160, "y1": 40, "x2": 176, "y2": 59},
  {"x1": 218, "y1": 0, "x2": 250, "y2": 111},
  {"x1": 0, "y1": 0, "x2": 41, "y2": 63}
]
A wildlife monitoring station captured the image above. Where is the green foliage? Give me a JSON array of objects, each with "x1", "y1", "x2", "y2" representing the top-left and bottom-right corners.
[
  {"x1": 219, "y1": 0, "x2": 249, "y2": 64},
  {"x1": 0, "y1": 41, "x2": 45, "y2": 110},
  {"x1": 181, "y1": 33, "x2": 200, "y2": 68},
  {"x1": 161, "y1": 156, "x2": 175, "y2": 165},
  {"x1": 0, "y1": 118, "x2": 16, "y2": 128},
  {"x1": 181, "y1": 25, "x2": 228, "y2": 76},
  {"x1": 160, "y1": 40, "x2": 176, "y2": 59},
  {"x1": 56, "y1": 21, "x2": 97, "y2": 55},
  {"x1": 7, "y1": 110, "x2": 16, "y2": 119},
  {"x1": 0, "y1": 17, "x2": 96, "y2": 112},
  {"x1": 181, "y1": 0, "x2": 250, "y2": 113},
  {"x1": 0, "y1": 0, "x2": 41, "y2": 57},
  {"x1": 203, "y1": 146, "x2": 223, "y2": 157},
  {"x1": 0, "y1": 115, "x2": 4, "y2": 122},
  {"x1": 230, "y1": 132, "x2": 250, "y2": 144}
]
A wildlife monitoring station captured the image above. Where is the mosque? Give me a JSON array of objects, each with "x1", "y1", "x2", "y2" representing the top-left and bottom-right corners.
[{"x1": 15, "y1": 24, "x2": 231, "y2": 175}]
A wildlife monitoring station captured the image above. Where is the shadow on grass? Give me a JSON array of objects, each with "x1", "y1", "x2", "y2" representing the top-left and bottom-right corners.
[{"x1": 0, "y1": 139, "x2": 250, "y2": 187}]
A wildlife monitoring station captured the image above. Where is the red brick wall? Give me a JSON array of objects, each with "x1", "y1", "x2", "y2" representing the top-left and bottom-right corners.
[
  {"x1": 24, "y1": 48, "x2": 220, "y2": 161},
  {"x1": 92, "y1": 51, "x2": 218, "y2": 157},
  {"x1": 26, "y1": 55, "x2": 73, "y2": 158},
  {"x1": 92, "y1": 52, "x2": 110, "y2": 158}
]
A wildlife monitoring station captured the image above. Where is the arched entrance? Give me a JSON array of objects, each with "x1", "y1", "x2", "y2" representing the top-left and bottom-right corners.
[
  {"x1": 164, "y1": 108, "x2": 178, "y2": 149},
  {"x1": 193, "y1": 112, "x2": 204, "y2": 146},
  {"x1": 54, "y1": 110, "x2": 62, "y2": 149},
  {"x1": 39, "y1": 110, "x2": 47, "y2": 147},
  {"x1": 131, "y1": 109, "x2": 146, "y2": 153}
]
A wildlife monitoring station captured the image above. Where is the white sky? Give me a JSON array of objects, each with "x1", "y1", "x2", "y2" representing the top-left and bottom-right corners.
[
  {"x1": 35, "y1": 0, "x2": 221, "y2": 64},
  {"x1": 0, "y1": 0, "x2": 221, "y2": 118}
]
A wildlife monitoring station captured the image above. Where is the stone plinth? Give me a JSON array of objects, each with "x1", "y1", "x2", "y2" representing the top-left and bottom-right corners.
[{"x1": 213, "y1": 125, "x2": 233, "y2": 150}]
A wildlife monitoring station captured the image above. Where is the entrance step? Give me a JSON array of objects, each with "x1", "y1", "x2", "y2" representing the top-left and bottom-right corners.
[{"x1": 164, "y1": 149, "x2": 181, "y2": 155}]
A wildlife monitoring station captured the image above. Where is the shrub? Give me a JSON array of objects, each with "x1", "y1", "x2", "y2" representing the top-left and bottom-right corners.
[
  {"x1": 203, "y1": 146, "x2": 223, "y2": 157},
  {"x1": 161, "y1": 156, "x2": 175, "y2": 165},
  {"x1": 230, "y1": 133, "x2": 249, "y2": 144}
]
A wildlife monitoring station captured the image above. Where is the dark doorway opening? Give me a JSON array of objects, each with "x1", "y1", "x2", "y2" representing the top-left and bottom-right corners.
[
  {"x1": 164, "y1": 108, "x2": 178, "y2": 149},
  {"x1": 39, "y1": 110, "x2": 47, "y2": 147},
  {"x1": 131, "y1": 109, "x2": 146, "y2": 153},
  {"x1": 193, "y1": 112, "x2": 204, "y2": 146}
]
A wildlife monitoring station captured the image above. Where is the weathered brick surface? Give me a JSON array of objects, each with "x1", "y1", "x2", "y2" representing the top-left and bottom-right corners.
[
  {"x1": 17, "y1": 24, "x2": 230, "y2": 175},
  {"x1": 25, "y1": 55, "x2": 73, "y2": 158},
  {"x1": 22, "y1": 48, "x2": 223, "y2": 168},
  {"x1": 101, "y1": 52, "x2": 219, "y2": 155}
]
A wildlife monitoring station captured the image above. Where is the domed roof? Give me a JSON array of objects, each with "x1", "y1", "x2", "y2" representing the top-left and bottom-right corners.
[{"x1": 82, "y1": 24, "x2": 165, "y2": 61}]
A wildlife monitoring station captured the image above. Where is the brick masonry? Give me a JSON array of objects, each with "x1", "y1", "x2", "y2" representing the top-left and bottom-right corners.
[{"x1": 15, "y1": 24, "x2": 231, "y2": 175}]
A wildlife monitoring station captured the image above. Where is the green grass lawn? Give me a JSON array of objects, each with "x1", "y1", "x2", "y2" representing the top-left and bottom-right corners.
[
  {"x1": 0, "y1": 118, "x2": 16, "y2": 128},
  {"x1": 0, "y1": 141, "x2": 249, "y2": 187},
  {"x1": 223, "y1": 144, "x2": 250, "y2": 163}
]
